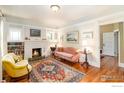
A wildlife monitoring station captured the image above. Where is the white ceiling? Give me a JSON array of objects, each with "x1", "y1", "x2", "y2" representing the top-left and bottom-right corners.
[{"x1": 0, "y1": 5, "x2": 124, "y2": 28}]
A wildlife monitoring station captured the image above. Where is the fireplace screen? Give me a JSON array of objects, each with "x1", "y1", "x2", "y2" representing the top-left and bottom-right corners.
[{"x1": 32, "y1": 48, "x2": 41, "y2": 58}]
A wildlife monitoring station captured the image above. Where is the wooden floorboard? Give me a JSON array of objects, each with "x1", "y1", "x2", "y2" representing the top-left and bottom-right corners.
[{"x1": 3, "y1": 56, "x2": 124, "y2": 82}]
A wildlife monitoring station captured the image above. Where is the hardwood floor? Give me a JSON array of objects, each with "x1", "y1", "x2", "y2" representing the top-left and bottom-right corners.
[
  {"x1": 3, "y1": 56, "x2": 124, "y2": 82},
  {"x1": 80, "y1": 56, "x2": 124, "y2": 82}
]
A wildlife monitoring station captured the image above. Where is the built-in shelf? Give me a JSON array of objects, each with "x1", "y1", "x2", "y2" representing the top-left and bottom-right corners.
[{"x1": 8, "y1": 42, "x2": 24, "y2": 59}]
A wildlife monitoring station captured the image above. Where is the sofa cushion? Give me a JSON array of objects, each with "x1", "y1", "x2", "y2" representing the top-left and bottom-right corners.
[
  {"x1": 55, "y1": 52, "x2": 73, "y2": 58},
  {"x1": 63, "y1": 47, "x2": 77, "y2": 55},
  {"x1": 56, "y1": 47, "x2": 63, "y2": 52}
]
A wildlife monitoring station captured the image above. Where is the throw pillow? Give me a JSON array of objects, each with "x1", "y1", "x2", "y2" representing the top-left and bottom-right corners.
[{"x1": 13, "y1": 55, "x2": 22, "y2": 63}]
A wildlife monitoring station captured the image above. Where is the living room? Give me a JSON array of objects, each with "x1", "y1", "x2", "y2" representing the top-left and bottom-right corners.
[{"x1": 0, "y1": 5, "x2": 124, "y2": 83}]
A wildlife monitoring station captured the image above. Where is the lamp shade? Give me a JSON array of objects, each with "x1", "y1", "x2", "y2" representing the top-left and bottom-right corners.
[{"x1": 82, "y1": 39, "x2": 93, "y2": 53}]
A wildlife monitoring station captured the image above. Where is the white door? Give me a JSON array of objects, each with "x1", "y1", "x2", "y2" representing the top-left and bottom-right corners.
[{"x1": 103, "y1": 32, "x2": 114, "y2": 56}]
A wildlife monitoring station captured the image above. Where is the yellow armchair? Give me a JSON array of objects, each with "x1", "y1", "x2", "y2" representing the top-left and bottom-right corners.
[{"x1": 2, "y1": 53, "x2": 32, "y2": 78}]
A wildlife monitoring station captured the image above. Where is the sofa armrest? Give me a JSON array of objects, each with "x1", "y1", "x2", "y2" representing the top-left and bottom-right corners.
[
  {"x1": 19, "y1": 60, "x2": 28, "y2": 64},
  {"x1": 72, "y1": 53, "x2": 80, "y2": 62}
]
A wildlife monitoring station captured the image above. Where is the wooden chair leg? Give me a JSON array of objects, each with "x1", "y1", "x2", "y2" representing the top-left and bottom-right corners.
[{"x1": 8, "y1": 75, "x2": 28, "y2": 82}]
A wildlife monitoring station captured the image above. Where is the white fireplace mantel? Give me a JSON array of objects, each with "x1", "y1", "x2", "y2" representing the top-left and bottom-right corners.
[{"x1": 24, "y1": 40, "x2": 50, "y2": 59}]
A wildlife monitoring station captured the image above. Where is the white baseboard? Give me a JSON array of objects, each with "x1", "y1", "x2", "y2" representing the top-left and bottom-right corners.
[{"x1": 119, "y1": 63, "x2": 124, "y2": 68}]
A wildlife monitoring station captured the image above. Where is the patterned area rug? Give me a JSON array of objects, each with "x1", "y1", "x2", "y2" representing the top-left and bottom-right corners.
[{"x1": 30, "y1": 58, "x2": 85, "y2": 82}]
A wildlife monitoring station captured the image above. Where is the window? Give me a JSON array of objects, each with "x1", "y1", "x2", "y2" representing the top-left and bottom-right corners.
[
  {"x1": 47, "y1": 32, "x2": 53, "y2": 40},
  {"x1": 8, "y1": 25, "x2": 22, "y2": 41},
  {"x1": 10, "y1": 31, "x2": 21, "y2": 41},
  {"x1": 47, "y1": 30, "x2": 58, "y2": 42},
  {"x1": 54, "y1": 33, "x2": 58, "y2": 40}
]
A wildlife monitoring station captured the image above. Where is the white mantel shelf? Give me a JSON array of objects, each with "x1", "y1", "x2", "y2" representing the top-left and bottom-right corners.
[{"x1": 24, "y1": 40, "x2": 49, "y2": 42}]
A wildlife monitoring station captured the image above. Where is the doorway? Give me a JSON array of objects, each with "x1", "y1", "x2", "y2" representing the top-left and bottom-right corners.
[{"x1": 100, "y1": 23, "x2": 120, "y2": 67}]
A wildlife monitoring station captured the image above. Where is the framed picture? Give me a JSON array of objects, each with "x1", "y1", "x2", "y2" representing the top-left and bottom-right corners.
[
  {"x1": 82, "y1": 32, "x2": 93, "y2": 39},
  {"x1": 66, "y1": 31, "x2": 79, "y2": 43}
]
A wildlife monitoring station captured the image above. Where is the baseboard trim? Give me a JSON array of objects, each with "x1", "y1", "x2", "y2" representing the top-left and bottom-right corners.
[{"x1": 119, "y1": 63, "x2": 124, "y2": 68}]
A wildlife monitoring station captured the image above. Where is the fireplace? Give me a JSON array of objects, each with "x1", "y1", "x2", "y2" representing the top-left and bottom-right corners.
[{"x1": 32, "y1": 48, "x2": 42, "y2": 58}]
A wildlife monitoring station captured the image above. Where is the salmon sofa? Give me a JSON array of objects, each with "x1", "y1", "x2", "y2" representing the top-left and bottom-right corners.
[{"x1": 54, "y1": 47, "x2": 81, "y2": 63}]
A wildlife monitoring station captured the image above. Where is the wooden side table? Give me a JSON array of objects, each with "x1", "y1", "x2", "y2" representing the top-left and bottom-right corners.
[{"x1": 80, "y1": 49, "x2": 92, "y2": 69}]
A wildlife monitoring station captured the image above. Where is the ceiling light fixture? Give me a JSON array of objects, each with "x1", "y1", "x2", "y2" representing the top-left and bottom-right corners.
[{"x1": 50, "y1": 5, "x2": 60, "y2": 12}]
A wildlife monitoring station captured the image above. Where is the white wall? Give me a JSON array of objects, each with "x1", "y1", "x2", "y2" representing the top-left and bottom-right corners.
[
  {"x1": 3, "y1": 22, "x2": 8, "y2": 55},
  {"x1": 0, "y1": 19, "x2": 2, "y2": 82}
]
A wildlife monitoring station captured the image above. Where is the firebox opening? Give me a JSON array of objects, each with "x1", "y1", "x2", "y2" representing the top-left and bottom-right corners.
[{"x1": 32, "y1": 48, "x2": 42, "y2": 58}]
